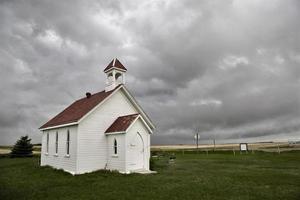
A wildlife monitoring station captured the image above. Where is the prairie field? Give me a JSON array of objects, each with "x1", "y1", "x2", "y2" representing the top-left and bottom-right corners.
[
  {"x1": 0, "y1": 150, "x2": 300, "y2": 200},
  {"x1": 152, "y1": 142, "x2": 300, "y2": 152}
]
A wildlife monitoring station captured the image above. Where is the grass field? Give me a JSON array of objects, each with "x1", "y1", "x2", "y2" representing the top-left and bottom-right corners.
[
  {"x1": 0, "y1": 151, "x2": 300, "y2": 200},
  {"x1": 152, "y1": 142, "x2": 300, "y2": 152}
]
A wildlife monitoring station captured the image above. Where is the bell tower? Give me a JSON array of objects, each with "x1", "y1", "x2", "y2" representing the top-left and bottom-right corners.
[{"x1": 104, "y1": 58, "x2": 127, "y2": 92}]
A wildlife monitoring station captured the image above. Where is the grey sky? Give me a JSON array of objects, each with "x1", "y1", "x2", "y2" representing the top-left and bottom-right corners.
[{"x1": 0, "y1": 0, "x2": 299, "y2": 145}]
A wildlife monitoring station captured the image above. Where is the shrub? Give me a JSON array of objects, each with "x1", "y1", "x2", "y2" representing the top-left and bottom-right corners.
[{"x1": 10, "y1": 135, "x2": 33, "y2": 158}]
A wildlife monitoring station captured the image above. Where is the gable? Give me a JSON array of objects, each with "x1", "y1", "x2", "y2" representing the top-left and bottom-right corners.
[
  {"x1": 39, "y1": 84, "x2": 154, "y2": 131},
  {"x1": 77, "y1": 85, "x2": 155, "y2": 131}
]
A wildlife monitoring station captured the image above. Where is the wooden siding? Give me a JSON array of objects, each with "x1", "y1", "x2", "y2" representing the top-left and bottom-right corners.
[
  {"x1": 76, "y1": 90, "x2": 137, "y2": 174},
  {"x1": 106, "y1": 134, "x2": 126, "y2": 172},
  {"x1": 126, "y1": 118, "x2": 151, "y2": 172},
  {"x1": 40, "y1": 125, "x2": 78, "y2": 174}
]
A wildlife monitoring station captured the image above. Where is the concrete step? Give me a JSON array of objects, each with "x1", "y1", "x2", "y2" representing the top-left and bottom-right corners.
[{"x1": 131, "y1": 169, "x2": 157, "y2": 174}]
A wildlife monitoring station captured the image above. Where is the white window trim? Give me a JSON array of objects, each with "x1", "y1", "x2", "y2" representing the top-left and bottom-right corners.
[
  {"x1": 66, "y1": 130, "x2": 70, "y2": 156},
  {"x1": 45, "y1": 132, "x2": 49, "y2": 155},
  {"x1": 113, "y1": 138, "x2": 118, "y2": 156},
  {"x1": 55, "y1": 131, "x2": 58, "y2": 156}
]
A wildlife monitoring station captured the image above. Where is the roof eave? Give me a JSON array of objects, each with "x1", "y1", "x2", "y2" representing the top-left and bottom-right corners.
[
  {"x1": 103, "y1": 67, "x2": 127, "y2": 73},
  {"x1": 105, "y1": 131, "x2": 126, "y2": 135},
  {"x1": 39, "y1": 122, "x2": 78, "y2": 131}
]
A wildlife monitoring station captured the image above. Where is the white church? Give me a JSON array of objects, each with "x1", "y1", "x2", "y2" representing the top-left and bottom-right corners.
[{"x1": 39, "y1": 59, "x2": 155, "y2": 174}]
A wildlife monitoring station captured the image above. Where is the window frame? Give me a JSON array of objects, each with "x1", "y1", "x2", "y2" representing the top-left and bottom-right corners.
[
  {"x1": 66, "y1": 130, "x2": 70, "y2": 157},
  {"x1": 55, "y1": 131, "x2": 58, "y2": 156},
  {"x1": 46, "y1": 132, "x2": 49, "y2": 155},
  {"x1": 113, "y1": 138, "x2": 118, "y2": 155}
]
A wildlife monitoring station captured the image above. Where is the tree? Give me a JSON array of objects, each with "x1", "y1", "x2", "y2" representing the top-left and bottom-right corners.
[{"x1": 10, "y1": 135, "x2": 33, "y2": 157}]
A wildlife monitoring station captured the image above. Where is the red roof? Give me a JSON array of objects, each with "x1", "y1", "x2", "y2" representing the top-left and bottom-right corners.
[
  {"x1": 105, "y1": 114, "x2": 139, "y2": 133},
  {"x1": 103, "y1": 58, "x2": 127, "y2": 72},
  {"x1": 40, "y1": 85, "x2": 122, "y2": 129}
]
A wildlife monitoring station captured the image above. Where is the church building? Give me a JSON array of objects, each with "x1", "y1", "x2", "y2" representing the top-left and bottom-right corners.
[{"x1": 39, "y1": 59, "x2": 155, "y2": 174}]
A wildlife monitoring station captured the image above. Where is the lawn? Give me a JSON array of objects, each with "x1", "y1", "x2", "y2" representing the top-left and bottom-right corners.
[{"x1": 0, "y1": 151, "x2": 300, "y2": 200}]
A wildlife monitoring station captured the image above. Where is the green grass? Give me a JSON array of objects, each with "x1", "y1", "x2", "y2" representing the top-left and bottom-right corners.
[{"x1": 0, "y1": 151, "x2": 300, "y2": 200}]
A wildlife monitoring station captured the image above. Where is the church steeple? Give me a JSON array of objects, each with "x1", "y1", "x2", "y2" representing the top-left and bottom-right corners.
[{"x1": 104, "y1": 58, "x2": 127, "y2": 92}]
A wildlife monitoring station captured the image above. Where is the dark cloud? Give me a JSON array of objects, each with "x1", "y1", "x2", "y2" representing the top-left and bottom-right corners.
[{"x1": 0, "y1": 0, "x2": 299, "y2": 145}]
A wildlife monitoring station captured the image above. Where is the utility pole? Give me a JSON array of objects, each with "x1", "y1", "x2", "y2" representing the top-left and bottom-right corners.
[
  {"x1": 194, "y1": 133, "x2": 200, "y2": 153},
  {"x1": 213, "y1": 139, "x2": 216, "y2": 152},
  {"x1": 196, "y1": 133, "x2": 199, "y2": 151}
]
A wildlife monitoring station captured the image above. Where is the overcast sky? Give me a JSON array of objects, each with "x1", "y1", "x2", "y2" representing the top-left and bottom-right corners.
[{"x1": 0, "y1": 0, "x2": 299, "y2": 145}]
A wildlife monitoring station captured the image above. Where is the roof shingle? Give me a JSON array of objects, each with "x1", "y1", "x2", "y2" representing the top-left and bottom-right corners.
[
  {"x1": 103, "y1": 58, "x2": 127, "y2": 72},
  {"x1": 40, "y1": 85, "x2": 122, "y2": 129},
  {"x1": 105, "y1": 114, "x2": 139, "y2": 133}
]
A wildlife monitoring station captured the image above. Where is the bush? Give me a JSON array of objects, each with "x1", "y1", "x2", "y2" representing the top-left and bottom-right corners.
[{"x1": 10, "y1": 135, "x2": 33, "y2": 158}]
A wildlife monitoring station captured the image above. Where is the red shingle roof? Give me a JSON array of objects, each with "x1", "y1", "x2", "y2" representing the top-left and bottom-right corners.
[
  {"x1": 40, "y1": 85, "x2": 122, "y2": 129},
  {"x1": 105, "y1": 114, "x2": 139, "y2": 133},
  {"x1": 103, "y1": 58, "x2": 127, "y2": 72}
]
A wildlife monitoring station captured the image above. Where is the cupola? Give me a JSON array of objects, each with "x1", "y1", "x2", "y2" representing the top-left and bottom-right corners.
[{"x1": 104, "y1": 58, "x2": 127, "y2": 92}]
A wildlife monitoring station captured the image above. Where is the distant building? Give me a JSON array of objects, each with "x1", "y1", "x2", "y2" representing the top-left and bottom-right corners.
[{"x1": 39, "y1": 59, "x2": 155, "y2": 174}]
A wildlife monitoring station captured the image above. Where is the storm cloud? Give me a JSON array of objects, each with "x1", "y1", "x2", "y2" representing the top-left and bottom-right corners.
[{"x1": 0, "y1": 0, "x2": 299, "y2": 145}]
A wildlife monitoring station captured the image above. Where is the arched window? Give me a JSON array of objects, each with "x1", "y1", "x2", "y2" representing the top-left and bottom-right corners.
[
  {"x1": 46, "y1": 132, "x2": 49, "y2": 154},
  {"x1": 66, "y1": 130, "x2": 70, "y2": 156},
  {"x1": 107, "y1": 73, "x2": 113, "y2": 84},
  {"x1": 114, "y1": 139, "x2": 117, "y2": 155},
  {"x1": 55, "y1": 131, "x2": 58, "y2": 155},
  {"x1": 115, "y1": 73, "x2": 122, "y2": 83}
]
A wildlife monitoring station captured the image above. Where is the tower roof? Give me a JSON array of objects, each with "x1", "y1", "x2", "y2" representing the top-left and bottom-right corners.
[{"x1": 103, "y1": 58, "x2": 127, "y2": 72}]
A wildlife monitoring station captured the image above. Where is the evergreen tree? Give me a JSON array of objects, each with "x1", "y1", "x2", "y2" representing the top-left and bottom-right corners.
[{"x1": 10, "y1": 135, "x2": 33, "y2": 157}]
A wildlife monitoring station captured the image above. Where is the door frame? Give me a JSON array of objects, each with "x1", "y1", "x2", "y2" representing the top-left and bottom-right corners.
[{"x1": 136, "y1": 132, "x2": 144, "y2": 169}]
